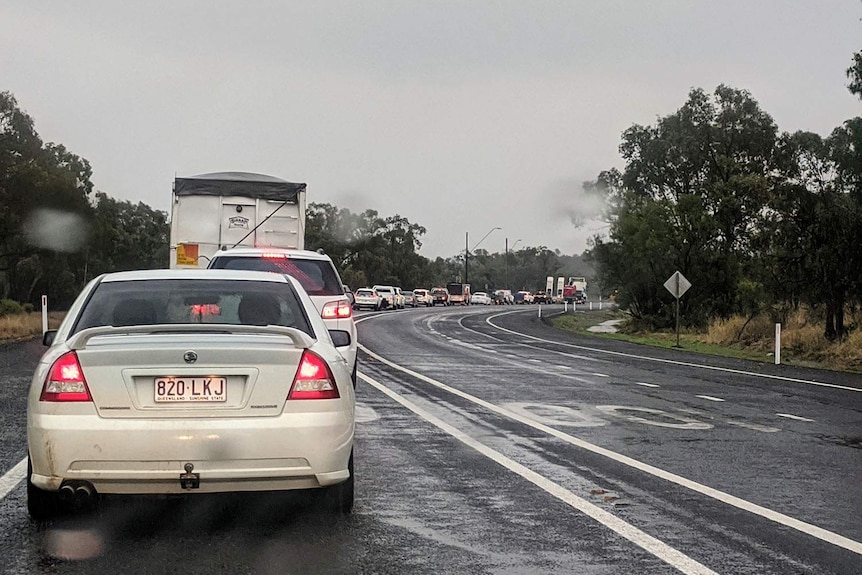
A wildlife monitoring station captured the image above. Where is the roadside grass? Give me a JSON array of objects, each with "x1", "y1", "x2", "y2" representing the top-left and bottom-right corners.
[
  {"x1": 0, "y1": 312, "x2": 65, "y2": 342},
  {"x1": 551, "y1": 307, "x2": 862, "y2": 373}
]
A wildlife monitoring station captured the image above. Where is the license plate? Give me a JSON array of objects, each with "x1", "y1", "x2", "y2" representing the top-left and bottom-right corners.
[{"x1": 154, "y1": 377, "x2": 227, "y2": 403}]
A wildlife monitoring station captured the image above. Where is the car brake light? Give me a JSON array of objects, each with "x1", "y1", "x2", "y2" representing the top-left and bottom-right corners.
[
  {"x1": 321, "y1": 300, "x2": 352, "y2": 319},
  {"x1": 288, "y1": 350, "x2": 340, "y2": 400},
  {"x1": 40, "y1": 351, "x2": 92, "y2": 402}
]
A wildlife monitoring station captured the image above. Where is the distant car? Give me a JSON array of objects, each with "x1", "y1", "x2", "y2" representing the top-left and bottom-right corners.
[
  {"x1": 394, "y1": 287, "x2": 406, "y2": 309},
  {"x1": 412, "y1": 288, "x2": 433, "y2": 306},
  {"x1": 372, "y1": 285, "x2": 397, "y2": 310},
  {"x1": 515, "y1": 290, "x2": 534, "y2": 304},
  {"x1": 534, "y1": 292, "x2": 549, "y2": 304},
  {"x1": 353, "y1": 288, "x2": 383, "y2": 311},
  {"x1": 471, "y1": 291, "x2": 492, "y2": 305},
  {"x1": 493, "y1": 289, "x2": 514, "y2": 305},
  {"x1": 403, "y1": 291, "x2": 417, "y2": 308},
  {"x1": 431, "y1": 287, "x2": 450, "y2": 306},
  {"x1": 26, "y1": 269, "x2": 356, "y2": 520},
  {"x1": 574, "y1": 290, "x2": 587, "y2": 304}
]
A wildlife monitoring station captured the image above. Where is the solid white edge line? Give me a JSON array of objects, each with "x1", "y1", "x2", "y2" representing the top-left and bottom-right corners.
[
  {"x1": 483, "y1": 311, "x2": 862, "y2": 394},
  {"x1": 356, "y1": 341, "x2": 862, "y2": 556},
  {"x1": 359, "y1": 371, "x2": 720, "y2": 575},
  {"x1": 0, "y1": 458, "x2": 27, "y2": 500}
]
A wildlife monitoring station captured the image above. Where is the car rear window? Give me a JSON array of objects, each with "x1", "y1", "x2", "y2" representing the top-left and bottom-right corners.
[
  {"x1": 209, "y1": 255, "x2": 343, "y2": 296},
  {"x1": 356, "y1": 289, "x2": 375, "y2": 296},
  {"x1": 71, "y1": 279, "x2": 313, "y2": 337}
]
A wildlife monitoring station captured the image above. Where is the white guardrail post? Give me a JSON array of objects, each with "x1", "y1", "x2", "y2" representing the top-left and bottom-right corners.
[
  {"x1": 775, "y1": 323, "x2": 781, "y2": 365},
  {"x1": 41, "y1": 295, "x2": 48, "y2": 334}
]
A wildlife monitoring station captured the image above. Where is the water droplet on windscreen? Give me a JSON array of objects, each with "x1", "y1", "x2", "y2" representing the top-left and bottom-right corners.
[{"x1": 23, "y1": 208, "x2": 88, "y2": 252}]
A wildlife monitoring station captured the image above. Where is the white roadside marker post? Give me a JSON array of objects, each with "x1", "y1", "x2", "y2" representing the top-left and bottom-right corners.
[
  {"x1": 775, "y1": 323, "x2": 782, "y2": 365},
  {"x1": 41, "y1": 295, "x2": 48, "y2": 335}
]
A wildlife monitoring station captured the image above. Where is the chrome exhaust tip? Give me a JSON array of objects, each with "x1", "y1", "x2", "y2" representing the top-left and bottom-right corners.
[
  {"x1": 58, "y1": 484, "x2": 76, "y2": 502},
  {"x1": 74, "y1": 483, "x2": 93, "y2": 502}
]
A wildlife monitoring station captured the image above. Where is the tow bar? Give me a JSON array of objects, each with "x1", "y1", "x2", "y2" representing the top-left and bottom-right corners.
[{"x1": 180, "y1": 462, "x2": 200, "y2": 489}]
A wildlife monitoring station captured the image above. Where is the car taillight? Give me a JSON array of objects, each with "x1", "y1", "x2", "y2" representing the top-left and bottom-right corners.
[
  {"x1": 288, "y1": 350, "x2": 340, "y2": 400},
  {"x1": 40, "y1": 351, "x2": 92, "y2": 402},
  {"x1": 321, "y1": 300, "x2": 352, "y2": 319}
]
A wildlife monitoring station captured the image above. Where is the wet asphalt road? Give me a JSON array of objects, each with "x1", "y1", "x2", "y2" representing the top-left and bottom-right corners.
[{"x1": 1, "y1": 305, "x2": 860, "y2": 574}]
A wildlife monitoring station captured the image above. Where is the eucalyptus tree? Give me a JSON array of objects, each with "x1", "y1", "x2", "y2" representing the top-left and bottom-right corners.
[{"x1": 589, "y1": 85, "x2": 779, "y2": 327}]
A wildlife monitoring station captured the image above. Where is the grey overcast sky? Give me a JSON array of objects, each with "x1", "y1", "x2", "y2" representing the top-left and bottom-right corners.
[{"x1": 2, "y1": 1, "x2": 860, "y2": 259}]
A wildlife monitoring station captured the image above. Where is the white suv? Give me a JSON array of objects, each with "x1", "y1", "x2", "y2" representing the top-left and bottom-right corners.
[{"x1": 208, "y1": 248, "x2": 358, "y2": 384}]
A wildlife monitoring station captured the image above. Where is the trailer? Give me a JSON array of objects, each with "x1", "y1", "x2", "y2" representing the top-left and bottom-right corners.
[{"x1": 169, "y1": 172, "x2": 306, "y2": 268}]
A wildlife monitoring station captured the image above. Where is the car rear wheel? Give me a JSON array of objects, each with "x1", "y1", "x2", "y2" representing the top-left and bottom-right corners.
[
  {"x1": 326, "y1": 451, "x2": 354, "y2": 514},
  {"x1": 27, "y1": 456, "x2": 60, "y2": 521}
]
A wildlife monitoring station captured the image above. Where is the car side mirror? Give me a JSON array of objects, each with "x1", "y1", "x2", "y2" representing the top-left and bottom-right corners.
[
  {"x1": 329, "y1": 330, "x2": 351, "y2": 348},
  {"x1": 42, "y1": 330, "x2": 57, "y2": 347}
]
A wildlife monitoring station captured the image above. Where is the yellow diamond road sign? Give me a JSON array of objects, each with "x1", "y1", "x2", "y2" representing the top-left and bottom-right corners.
[{"x1": 664, "y1": 271, "x2": 691, "y2": 299}]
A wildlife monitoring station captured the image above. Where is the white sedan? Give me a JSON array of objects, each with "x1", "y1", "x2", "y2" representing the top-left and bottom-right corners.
[
  {"x1": 27, "y1": 269, "x2": 355, "y2": 519},
  {"x1": 471, "y1": 291, "x2": 492, "y2": 305}
]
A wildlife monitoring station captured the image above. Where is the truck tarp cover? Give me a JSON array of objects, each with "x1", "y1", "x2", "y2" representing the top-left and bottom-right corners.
[{"x1": 174, "y1": 172, "x2": 306, "y2": 202}]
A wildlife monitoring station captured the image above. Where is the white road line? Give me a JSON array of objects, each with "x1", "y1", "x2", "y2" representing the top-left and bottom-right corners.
[
  {"x1": 776, "y1": 413, "x2": 815, "y2": 422},
  {"x1": 356, "y1": 344, "x2": 862, "y2": 556},
  {"x1": 0, "y1": 458, "x2": 27, "y2": 500},
  {"x1": 455, "y1": 314, "x2": 605, "y2": 363},
  {"x1": 696, "y1": 395, "x2": 725, "y2": 402},
  {"x1": 483, "y1": 311, "x2": 862, "y2": 394},
  {"x1": 360, "y1": 372, "x2": 719, "y2": 575},
  {"x1": 593, "y1": 373, "x2": 610, "y2": 378},
  {"x1": 556, "y1": 365, "x2": 571, "y2": 370},
  {"x1": 635, "y1": 382, "x2": 660, "y2": 388},
  {"x1": 725, "y1": 421, "x2": 781, "y2": 433}
]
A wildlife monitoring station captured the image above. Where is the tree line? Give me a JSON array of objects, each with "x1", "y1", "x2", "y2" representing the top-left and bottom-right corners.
[
  {"x1": 586, "y1": 51, "x2": 862, "y2": 340},
  {"x1": 0, "y1": 90, "x2": 590, "y2": 310},
  {"x1": 5, "y1": 46, "x2": 857, "y2": 343}
]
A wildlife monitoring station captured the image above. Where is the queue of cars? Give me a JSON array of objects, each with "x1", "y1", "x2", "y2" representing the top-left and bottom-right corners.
[{"x1": 352, "y1": 285, "x2": 555, "y2": 309}]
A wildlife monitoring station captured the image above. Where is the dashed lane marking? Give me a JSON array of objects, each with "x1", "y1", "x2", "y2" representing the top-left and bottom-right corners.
[
  {"x1": 696, "y1": 395, "x2": 725, "y2": 402},
  {"x1": 356, "y1": 342, "x2": 862, "y2": 556},
  {"x1": 634, "y1": 382, "x2": 660, "y2": 388},
  {"x1": 361, "y1": 372, "x2": 720, "y2": 575},
  {"x1": 776, "y1": 413, "x2": 815, "y2": 422}
]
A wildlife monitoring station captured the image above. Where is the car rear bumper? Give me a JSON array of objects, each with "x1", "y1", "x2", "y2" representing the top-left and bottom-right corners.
[{"x1": 28, "y1": 410, "x2": 353, "y2": 494}]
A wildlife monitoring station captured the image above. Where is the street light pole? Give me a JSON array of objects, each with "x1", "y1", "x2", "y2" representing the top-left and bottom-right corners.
[
  {"x1": 507, "y1": 238, "x2": 521, "y2": 291},
  {"x1": 464, "y1": 231, "x2": 469, "y2": 286},
  {"x1": 466, "y1": 227, "x2": 501, "y2": 288}
]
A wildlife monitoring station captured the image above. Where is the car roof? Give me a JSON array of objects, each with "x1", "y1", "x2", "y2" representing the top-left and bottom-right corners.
[
  {"x1": 210, "y1": 247, "x2": 334, "y2": 262},
  {"x1": 98, "y1": 269, "x2": 292, "y2": 283}
]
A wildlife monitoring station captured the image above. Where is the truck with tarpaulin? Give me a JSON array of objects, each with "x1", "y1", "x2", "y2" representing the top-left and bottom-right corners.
[{"x1": 169, "y1": 172, "x2": 307, "y2": 269}]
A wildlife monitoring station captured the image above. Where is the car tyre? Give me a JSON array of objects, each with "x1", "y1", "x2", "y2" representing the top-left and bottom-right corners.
[
  {"x1": 27, "y1": 456, "x2": 60, "y2": 521},
  {"x1": 326, "y1": 451, "x2": 354, "y2": 514}
]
